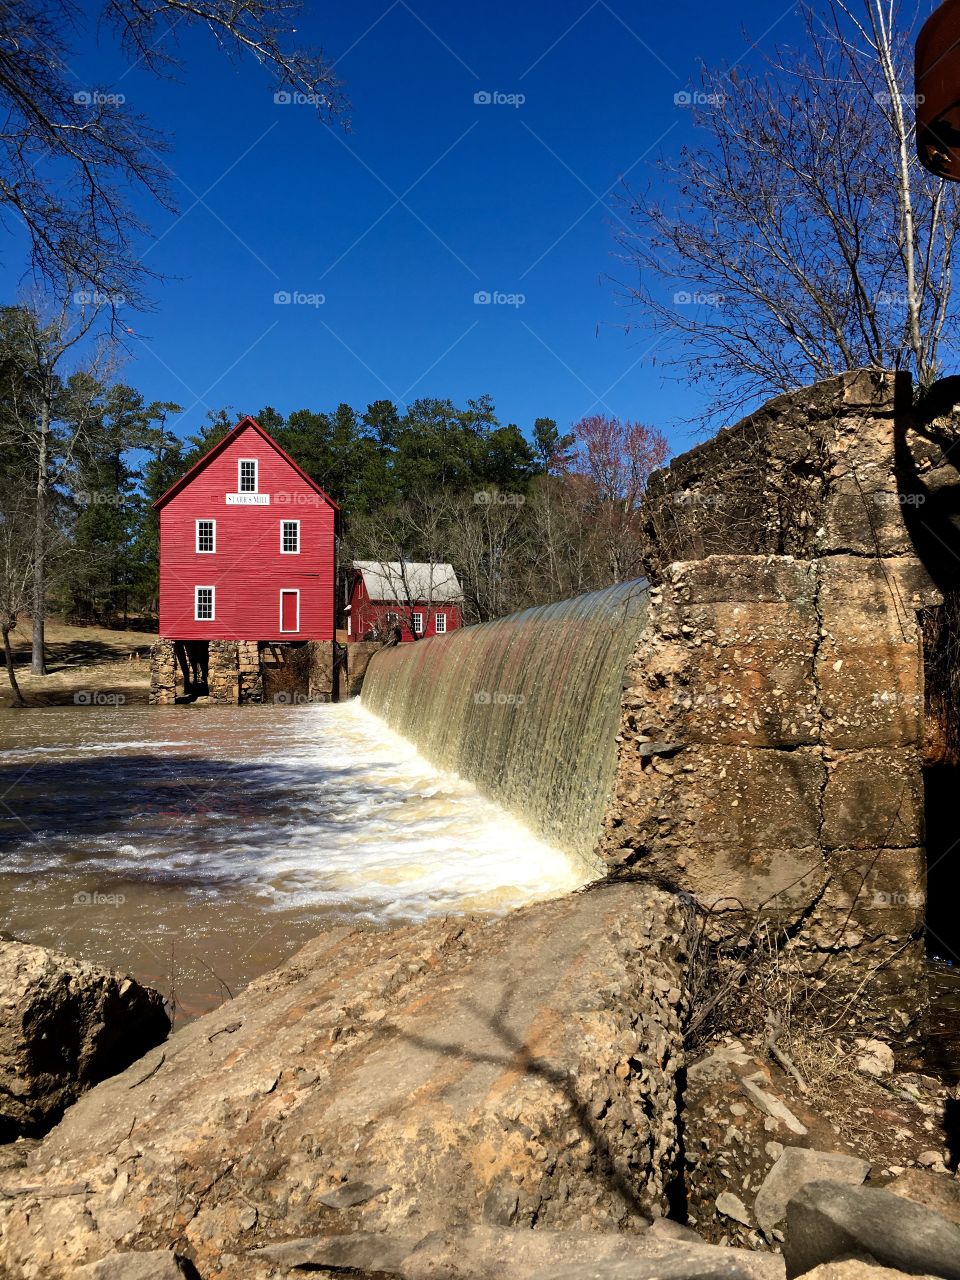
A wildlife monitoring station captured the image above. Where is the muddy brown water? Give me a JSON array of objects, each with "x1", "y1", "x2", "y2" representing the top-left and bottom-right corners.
[{"x1": 0, "y1": 702, "x2": 585, "y2": 1022}]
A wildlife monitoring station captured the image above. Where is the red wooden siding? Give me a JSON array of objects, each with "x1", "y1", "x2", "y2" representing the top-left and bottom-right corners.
[
  {"x1": 157, "y1": 420, "x2": 337, "y2": 642},
  {"x1": 347, "y1": 573, "x2": 463, "y2": 642}
]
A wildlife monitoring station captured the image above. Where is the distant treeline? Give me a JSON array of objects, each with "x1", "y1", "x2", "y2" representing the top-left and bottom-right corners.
[{"x1": 0, "y1": 304, "x2": 669, "y2": 642}]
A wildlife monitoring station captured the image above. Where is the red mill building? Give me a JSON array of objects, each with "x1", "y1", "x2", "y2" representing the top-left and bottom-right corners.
[{"x1": 150, "y1": 417, "x2": 340, "y2": 704}]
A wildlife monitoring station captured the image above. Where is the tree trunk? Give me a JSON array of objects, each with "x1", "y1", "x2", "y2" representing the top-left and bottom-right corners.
[
  {"x1": 31, "y1": 401, "x2": 48, "y2": 675},
  {"x1": 2, "y1": 620, "x2": 26, "y2": 708}
]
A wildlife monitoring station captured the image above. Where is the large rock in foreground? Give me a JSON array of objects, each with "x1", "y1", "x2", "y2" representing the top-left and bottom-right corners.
[
  {"x1": 0, "y1": 884, "x2": 689, "y2": 1279},
  {"x1": 783, "y1": 1181, "x2": 960, "y2": 1279},
  {"x1": 0, "y1": 941, "x2": 169, "y2": 1139}
]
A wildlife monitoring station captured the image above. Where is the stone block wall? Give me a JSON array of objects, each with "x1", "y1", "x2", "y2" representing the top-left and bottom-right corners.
[
  {"x1": 641, "y1": 369, "x2": 917, "y2": 571},
  {"x1": 603, "y1": 370, "x2": 946, "y2": 1030},
  {"x1": 307, "y1": 640, "x2": 335, "y2": 702},
  {"x1": 237, "y1": 641, "x2": 261, "y2": 704},
  {"x1": 208, "y1": 640, "x2": 240, "y2": 703},
  {"x1": 149, "y1": 639, "x2": 177, "y2": 705},
  {"x1": 345, "y1": 640, "x2": 383, "y2": 698}
]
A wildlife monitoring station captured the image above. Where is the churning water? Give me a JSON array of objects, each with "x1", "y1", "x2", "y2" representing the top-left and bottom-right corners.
[
  {"x1": 0, "y1": 701, "x2": 586, "y2": 1018},
  {"x1": 362, "y1": 580, "x2": 650, "y2": 868}
]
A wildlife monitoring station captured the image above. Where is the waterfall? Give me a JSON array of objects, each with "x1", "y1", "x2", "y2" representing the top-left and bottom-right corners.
[{"x1": 360, "y1": 580, "x2": 650, "y2": 872}]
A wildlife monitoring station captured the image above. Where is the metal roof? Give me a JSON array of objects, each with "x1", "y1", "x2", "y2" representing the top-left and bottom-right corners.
[{"x1": 353, "y1": 561, "x2": 463, "y2": 603}]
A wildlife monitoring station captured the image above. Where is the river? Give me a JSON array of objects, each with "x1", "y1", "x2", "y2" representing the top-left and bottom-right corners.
[{"x1": 0, "y1": 702, "x2": 587, "y2": 1021}]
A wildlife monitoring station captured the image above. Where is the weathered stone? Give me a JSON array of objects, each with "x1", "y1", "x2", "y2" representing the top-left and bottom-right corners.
[
  {"x1": 0, "y1": 884, "x2": 690, "y2": 1279},
  {"x1": 821, "y1": 750, "x2": 923, "y2": 851},
  {"x1": 538, "y1": 1245, "x2": 785, "y2": 1280},
  {"x1": 754, "y1": 1148, "x2": 870, "y2": 1240},
  {"x1": 738, "y1": 1076, "x2": 807, "y2": 1136},
  {"x1": 887, "y1": 1168, "x2": 960, "y2": 1226},
  {"x1": 783, "y1": 1180, "x2": 960, "y2": 1279},
  {"x1": 148, "y1": 640, "x2": 176, "y2": 706},
  {"x1": 716, "y1": 1192, "x2": 753, "y2": 1226},
  {"x1": 345, "y1": 639, "x2": 383, "y2": 697},
  {"x1": 793, "y1": 1263, "x2": 942, "y2": 1280},
  {"x1": 256, "y1": 1226, "x2": 786, "y2": 1280},
  {"x1": 207, "y1": 639, "x2": 239, "y2": 703},
  {"x1": 70, "y1": 1251, "x2": 190, "y2": 1279},
  {"x1": 0, "y1": 941, "x2": 169, "y2": 1138},
  {"x1": 307, "y1": 639, "x2": 335, "y2": 701},
  {"x1": 254, "y1": 1231, "x2": 415, "y2": 1273},
  {"x1": 853, "y1": 1039, "x2": 894, "y2": 1079},
  {"x1": 601, "y1": 370, "x2": 934, "y2": 1029}
]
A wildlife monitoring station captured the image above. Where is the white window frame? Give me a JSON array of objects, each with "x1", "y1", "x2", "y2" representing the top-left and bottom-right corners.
[
  {"x1": 195, "y1": 518, "x2": 216, "y2": 554},
  {"x1": 195, "y1": 585, "x2": 215, "y2": 621},
  {"x1": 238, "y1": 458, "x2": 258, "y2": 493},
  {"x1": 279, "y1": 588, "x2": 300, "y2": 633},
  {"x1": 435, "y1": 612, "x2": 447, "y2": 634},
  {"x1": 412, "y1": 610, "x2": 424, "y2": 634},
  {"x1": 280, "y1": 519, "x2": 300, "y2": 554}
]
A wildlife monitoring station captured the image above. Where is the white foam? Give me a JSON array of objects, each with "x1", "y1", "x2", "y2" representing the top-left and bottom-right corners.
[{"x1": 1, "y1": 701, "x2": 588, "y2": 922}]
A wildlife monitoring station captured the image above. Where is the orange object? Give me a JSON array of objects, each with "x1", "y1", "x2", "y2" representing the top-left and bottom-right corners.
[{"x1": 917, "y1": 0, "x2": 960, "y2": 180}]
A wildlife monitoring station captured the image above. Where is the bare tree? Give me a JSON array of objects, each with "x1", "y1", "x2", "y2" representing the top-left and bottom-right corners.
[
  {"x1": 0, "y1": 0, "x2": 346, "y2": 308},
  {"x1": 0, "y1": 483, "x2": 33, "y2": 707},
  {"x1": 442, "y1": 491, "x2": 531, "y2": 623},
  {"x1": 617, "y1": 1, "x2": 960, "y2": 419},
  {"x1": 0, "y1": 300, "x2": 113, "y2": 673},
  {"x1": 566, "y1": 414, "x2": 667, "y2": 584},
  {"x1": 345, "y1": 497, "x2": 462, "y2": 639}
]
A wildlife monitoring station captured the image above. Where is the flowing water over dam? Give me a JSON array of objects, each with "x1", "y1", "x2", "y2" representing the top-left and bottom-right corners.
[
  {"x1": 361, "y1": 580, "x2": 650, "y2": 868},
  {"x1": 0, "y1": 702, "x2": 584, "y2": 1018}
]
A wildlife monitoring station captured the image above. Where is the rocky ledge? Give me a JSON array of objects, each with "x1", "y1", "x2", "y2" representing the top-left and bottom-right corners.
[
  {"x1": 0, "y1": 883, "x2": 957, "y2": 1280},
  {"x1": 0, "y1": 883, "x2": 690, "y2": 1278}
]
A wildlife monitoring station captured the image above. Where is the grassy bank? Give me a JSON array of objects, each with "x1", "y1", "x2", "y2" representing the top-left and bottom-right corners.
[{"x1": 1, "y1": 620, "x2": 156, "y2": 709}]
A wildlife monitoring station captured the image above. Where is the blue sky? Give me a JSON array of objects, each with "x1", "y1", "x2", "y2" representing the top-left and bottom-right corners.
[{"x1": 2, "y1": 1, "x2": 809, "y2": 457}]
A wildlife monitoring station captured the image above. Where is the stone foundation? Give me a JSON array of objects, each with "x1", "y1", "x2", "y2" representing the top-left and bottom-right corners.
[
  {"x1": 237, "y1": 640, "x2": 262, "y2": 704},
  {"x1": 599, "y1": 369, "x2": 946, "y2": 1031},
  {"x1": 148, "y1": 639, "x2": 177, "y2": 705},
  {"x1": 600, "y1": 554, "x2": 934, "y2": 1030},
  {"x1": 149, "y1": 639, "x2": 336, "y2": 705},
  {"x1": 307, "y1": 640, "x2": 335, "y2": 701}
]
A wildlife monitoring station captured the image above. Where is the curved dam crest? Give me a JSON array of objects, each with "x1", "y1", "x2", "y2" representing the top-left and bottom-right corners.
[{"x1": 360, "y1": 580, "x2": 650, "y2": 872}]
